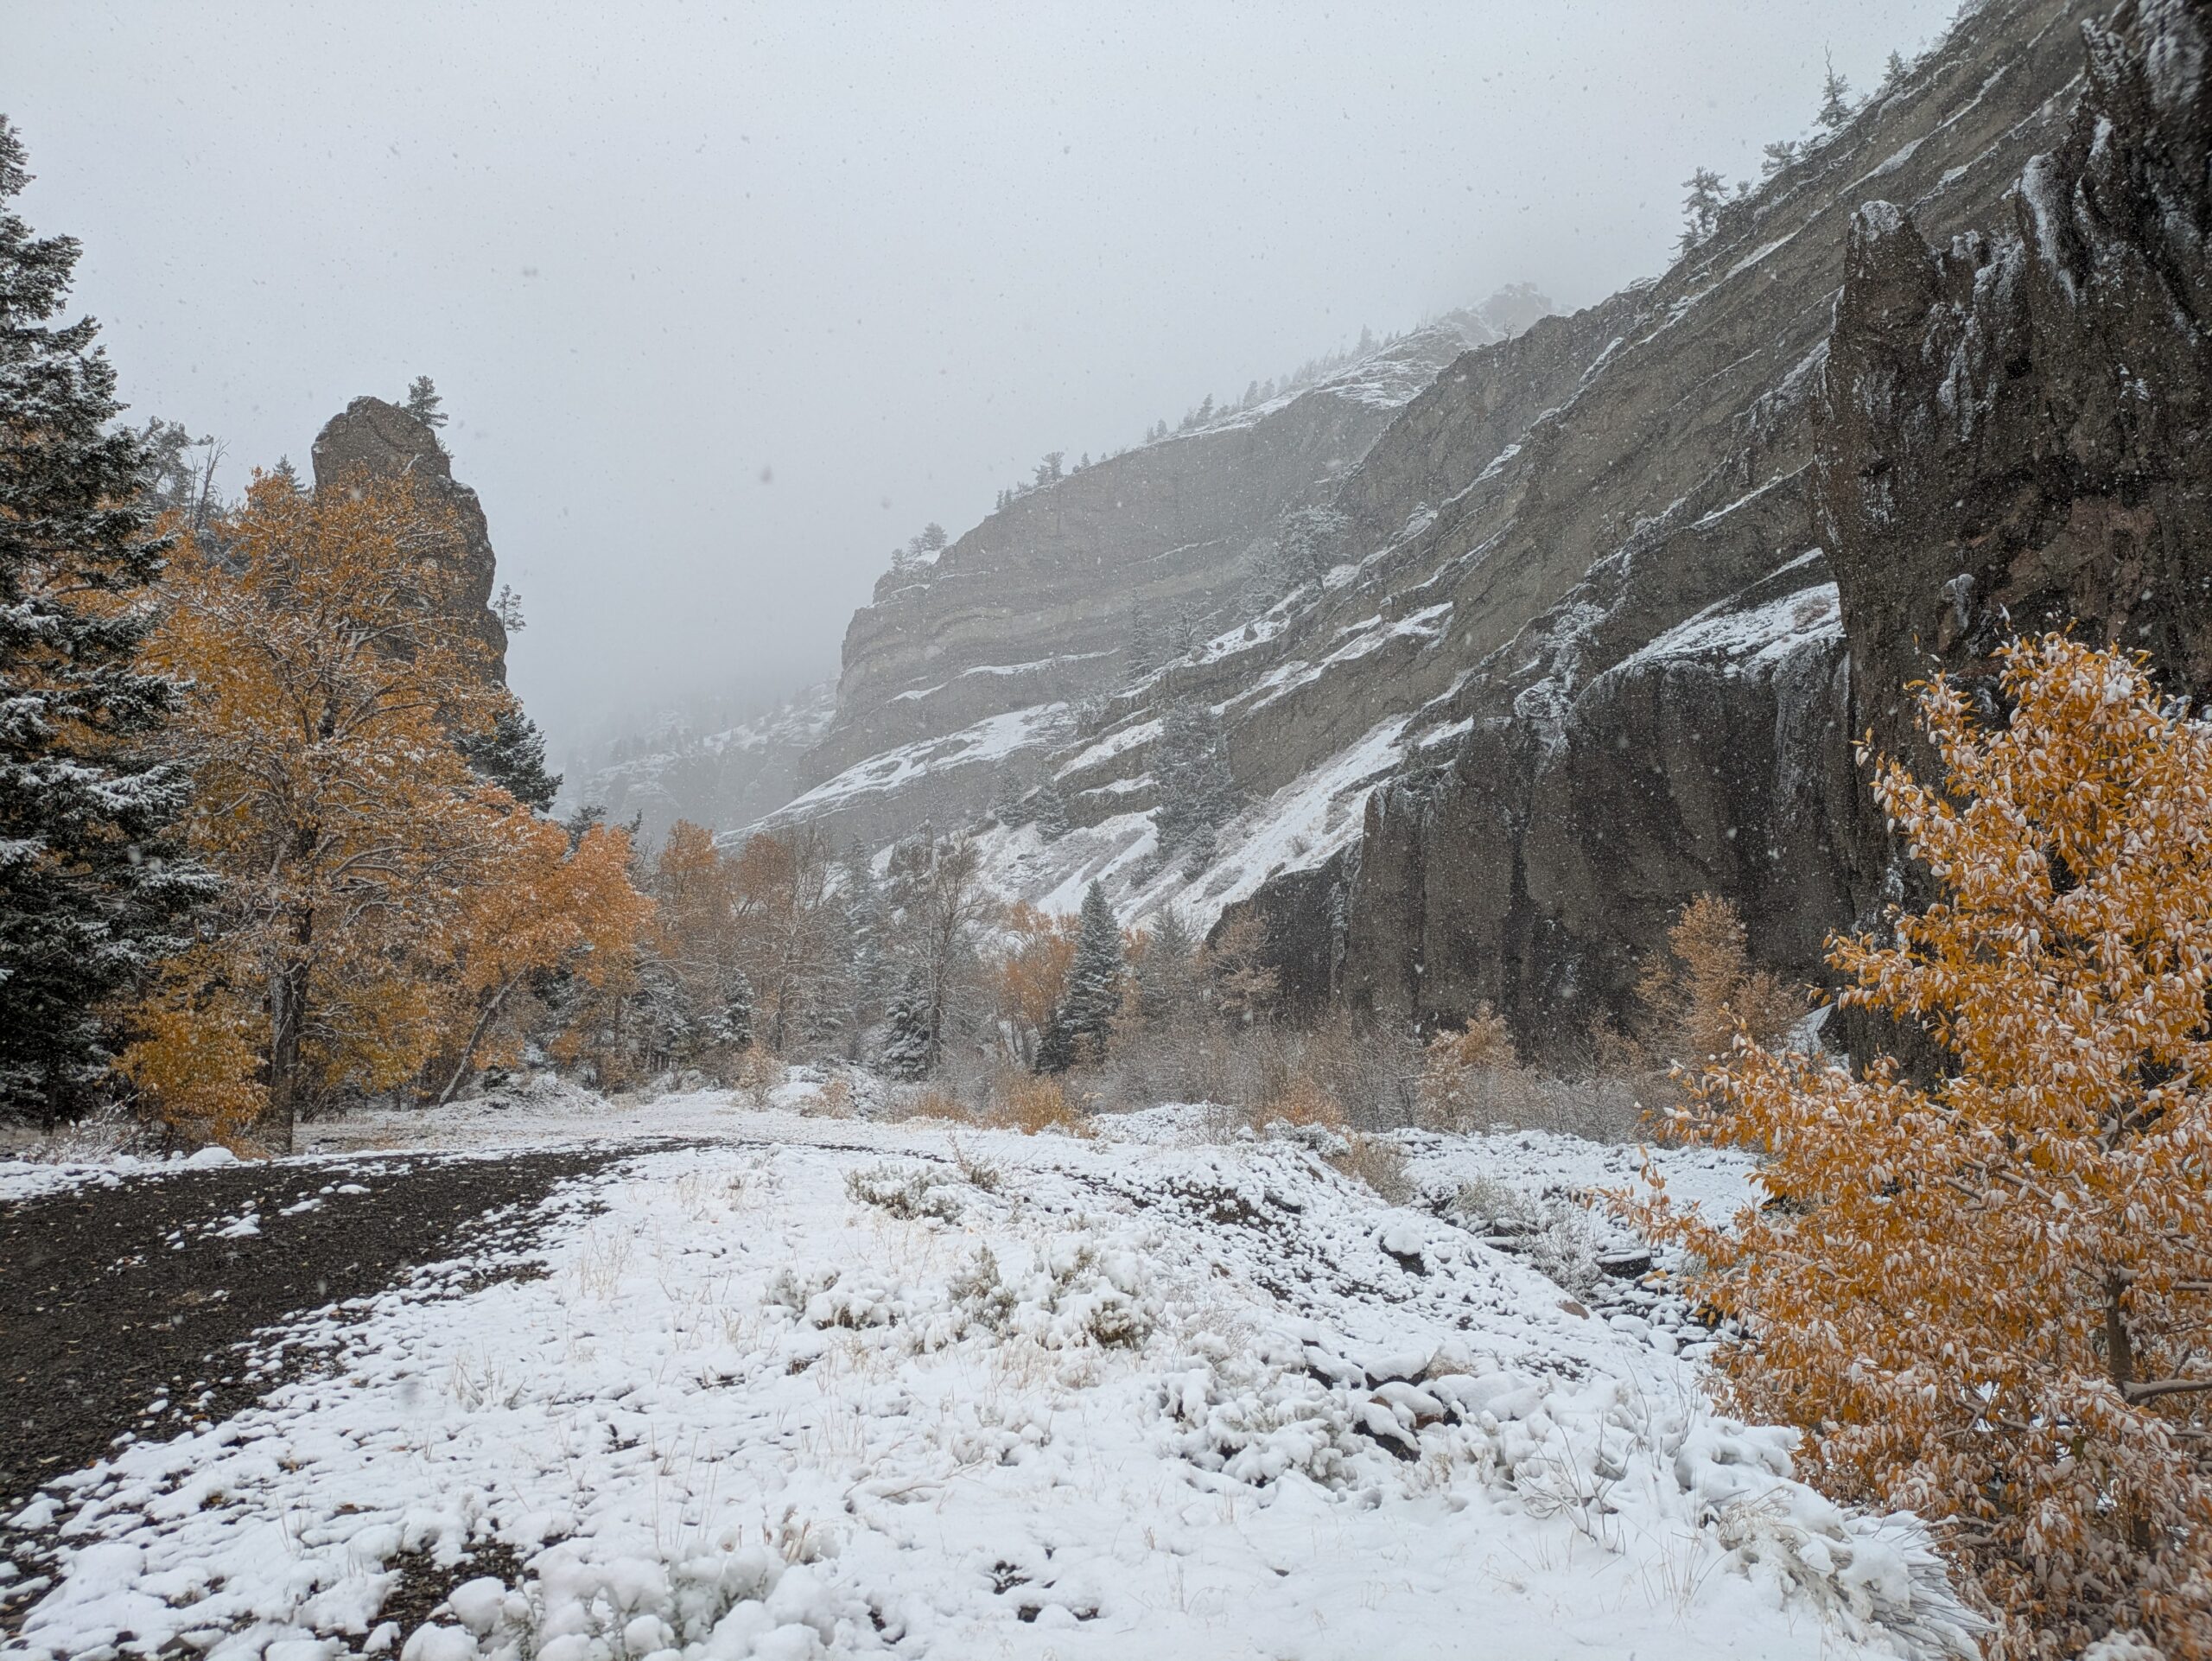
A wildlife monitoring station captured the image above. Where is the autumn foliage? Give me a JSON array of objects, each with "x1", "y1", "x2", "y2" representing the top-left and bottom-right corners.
[
  {"x1": 1622, "y1": 637, "x2": 2212, "y2": 1656},
  {"x1": 123, "y1": 472, "x2": 649, "y2": 1148},
  {"x1": 1636, "y1": 892, "x2": 1802, "y2": 1064}
]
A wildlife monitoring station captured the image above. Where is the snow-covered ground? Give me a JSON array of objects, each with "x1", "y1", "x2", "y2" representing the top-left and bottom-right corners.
[{"x1": 8, "y1": 1089, "x2": 1982, "y2": 1660}]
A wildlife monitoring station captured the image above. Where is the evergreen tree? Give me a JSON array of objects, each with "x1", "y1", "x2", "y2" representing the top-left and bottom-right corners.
[
  {"x1": 990, "y1": 770, "x2": 1034, "y2": 829},
  {"x1": 1759, "y1": 138, "x2": 1800, "y2": 179},
  {"x1": 1153, "y1": 699, "x2": 1239, "y2": 875},
  {"x1": 403, "y1": 373, "x2": 447, "y2": 431},
  {"x1": 1033, "y1": 780, "x2": 1070, "y2": 840},
  {"x1": 1677, "y1": 167, "x2": 1729, "y2": 255},
  {"x1": 880, "y1": 967, "x2": 933, "y2": 1079},
  {"x1": 1816, "y1": 53, "x2": 1854, "y2": 131},
  {"x1": 1276, "y1": 504, "x2": 1345, "y2": 589},
  {"x1": 460, "y1": 705, "x2": 562, "y2": 812},
  {"x1": 1879, "y1": 48, "x2": 1910, "y2": 93},
  {"x1": 839, "y1": 841, "x2": 886, "y2": 1040},
  {"x1": 1054, "y1": 881, "x2": 1122, "y2": 1066},
  {"x1": 630, "y1": 953, "x2": 692, "y2": 1075},
  {"x1": 1135, "y1": 905, "x2": 1199, "y2": 1028},
  {"x1": 0, "y1": 119, "x2": 206, "y2": 1123},
  {"x1": 712, "y1": 968, "x2": 754, "y2": 1051}
]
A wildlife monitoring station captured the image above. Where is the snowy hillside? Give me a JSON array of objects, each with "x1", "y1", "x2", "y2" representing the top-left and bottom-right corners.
[
  {"x1": 577, "y1": 684, "x2": 837, "y2": 845},
  {"x1": 8, "y1": 1093, "x2": 1983, "y2": 1660}
]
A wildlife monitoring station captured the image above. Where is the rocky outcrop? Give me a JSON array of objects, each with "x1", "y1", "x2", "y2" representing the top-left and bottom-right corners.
[
  {"x1": 1241, "y1": 0, "x2": 2107, "y2": 1053},
  {"x1": 1808, "y1": 0, "x2": 2212, "y2": 1058},
  {"x1": 311, "y1": 397, "x2": 508, "y2": 680},
  {"x1": 1819, "y1": 0, "x2": 2212, "y2": 798}
]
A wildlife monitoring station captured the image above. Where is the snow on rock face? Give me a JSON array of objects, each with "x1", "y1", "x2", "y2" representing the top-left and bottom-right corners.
[{"x1": 16, "y1": 1101, "x2": 1982, "y2": 1661}]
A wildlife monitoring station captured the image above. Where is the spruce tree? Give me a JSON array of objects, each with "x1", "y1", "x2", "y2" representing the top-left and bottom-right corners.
[
  {"x1": 0, "y1": 119, "x2": 205, "y2": 1123},
  {"x1": 1057, "y1": 881, "x2": 1122, "y2": 1066},
  {"x1": 460, "y1": 705, "x2": 562, "y2": 811},
  {"x1": 403, "y1": 374, "x2": 447, "y2": 432},
  {"x1": 1816, "y1": 54, "x2": 1854, "y2": 131},
  {"x1": 1033, "y1": 780, "x2": 1070, "y2": 840},
  {"x1": 713, "y1": 968, "x2": 755, "y2": 1052},
  {"x1": 1153, "y1": 699, "x2": 1238, "y2": 875},
  {"x1": 880, "y1": 968, "x2": 933, "y2": 1079},
  {"x1": 840, "y1": 840, "x2": 886, "y2": 1038},
  {"x1": 1135, "y1": 905, "x2": 1199, "y2": 1028}
]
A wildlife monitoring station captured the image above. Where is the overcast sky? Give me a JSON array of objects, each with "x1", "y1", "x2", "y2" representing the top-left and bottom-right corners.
[{"x1": 10, "y1": 1, "x2": 1957, "y2": 754}]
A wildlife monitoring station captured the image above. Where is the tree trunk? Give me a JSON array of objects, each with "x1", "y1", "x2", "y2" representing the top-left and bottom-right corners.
[
  {"x1": 436, "y1": 981, "x2": 518, "y2": 1107},
  {"x1": 267, "y1": 958, "x2": 308, "y2": 1155},
  {"x1": 264, "y1": 901, "x2": 314, "y2": 1155}
]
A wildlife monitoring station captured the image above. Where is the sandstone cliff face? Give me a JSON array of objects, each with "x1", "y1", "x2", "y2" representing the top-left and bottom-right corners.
[{"x1": 311, "y1": 397, "x2": 508, "y2": 680}]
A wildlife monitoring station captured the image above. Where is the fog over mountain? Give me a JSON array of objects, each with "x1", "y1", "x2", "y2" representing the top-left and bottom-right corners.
[{"x1": 9, "y1": 1, "x2": 1953, "y2": 748}]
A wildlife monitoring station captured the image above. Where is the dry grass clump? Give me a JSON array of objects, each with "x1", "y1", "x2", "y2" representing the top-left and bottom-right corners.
[
  {"x1": 1330, "y1": 1133, "x2": 1414, "y2": 1204},
  {"x1": 806, "y1": 1073, "x2": 856, "y2": 1118},
  {"x1": 901, "y1": 1086, "x2": 972, "y2": 1123},
  {"x1": 990, "y1": 1073, "x2": 1092, "y2": 1137},
  {"x1": 733, "y1": 1043, "x2": 783, "y2": 1098},
  {"x1": 1254, "y1": 1068, "x2": 1347, "y2": 1132}
]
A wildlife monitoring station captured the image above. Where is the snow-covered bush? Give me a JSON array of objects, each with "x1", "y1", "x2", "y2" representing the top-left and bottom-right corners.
[{"x1": 842, "y1": 1162, "x2": 960, "y2": 1222}]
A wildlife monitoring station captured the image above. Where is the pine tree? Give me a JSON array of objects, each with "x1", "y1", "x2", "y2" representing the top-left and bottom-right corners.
[
  {"x1": 403, "y1": 374, "x2": 447, "y2": 431},
  {"x1": 1816, "y1": 53, "x2": 1854, "y2": 131},
  {"x1": 1153, "y1": 699, "x2": 1238, "y2": 875},
  {"x1": 840, "y1": 841, "x2": 886, "y2": 1040},
  {"x1": 1620, "y1": 637, "x2": 2212, "y2": 1652},
  {"x1": 1676, "y1": 167, "x2": 1729, "y2": 255},
  {"x1": 0, "y1": 119, "x2": 207, "y2": 1124},
  {"x1": 1878, "y1": 48, "x2": 1910, "y2": 93},
  {"x1": 880, "y1": 968, "x2": 933, "y2": 1079},
  {"x1": 989, "y1": 770, "x2": 1033, "y2": 829},
  {"x1": 1133, "y1": 905, "x2": 1198, "y2": 1027},
  {"x1": 459, "y1": 705, "x2": 562, "y2": 812},
  {"x1": 1759, "y1": 139, "x2": 1800, "y2": 179},
  {"x1": 1033, "y1": 780, "x2": 1070, "y2": 840},
  {"x1": 1052, "y1": 881, "x2": 1122, "y2": 1066},
  {"x1": 712, "y1": 969, "x2": 754, "y2": 1051}
]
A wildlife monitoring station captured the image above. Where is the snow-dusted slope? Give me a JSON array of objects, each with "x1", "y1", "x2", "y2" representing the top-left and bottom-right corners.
[
  {"x1": 776, "y1": 293, "x2": 1554, "y2": 852},
  {"x1": 577, "y1": 684, "x2": 836, "y2": 845},
  {"x1": 12, "y1": 1096, "x2": 1984, "y2": 1660}
]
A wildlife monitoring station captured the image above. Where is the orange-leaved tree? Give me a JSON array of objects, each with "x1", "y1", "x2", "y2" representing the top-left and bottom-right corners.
[
  {"x1": 424, "y1": 808, "x2": 649, "y2": 1105},
  {"x1": 1619, "y1": 635, "x2": 2212, "y2": 1656},
  {"x1": 995, "y1": 901, "x2": 1077, "y2": 1066},
  {"x1": 1635, "y1": 893, "x2": 1802, "y2": 1066},
  {"x1": 124, "y1": 470, "x2": 647, "y2": 1148}
]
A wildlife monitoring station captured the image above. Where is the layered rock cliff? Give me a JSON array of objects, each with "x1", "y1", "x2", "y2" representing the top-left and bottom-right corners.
[
  {"x1": 772, "y1": 295, "x2": 1552, "y2": 849},
  {"x1": 1230, "y1": 0, "x2": 2117, "y2": 1047}
]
